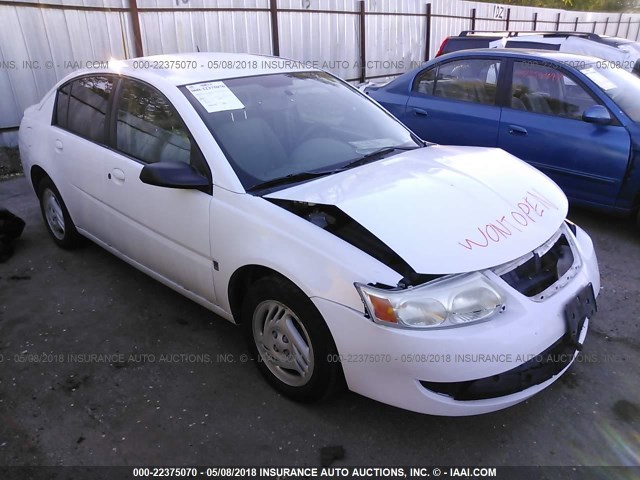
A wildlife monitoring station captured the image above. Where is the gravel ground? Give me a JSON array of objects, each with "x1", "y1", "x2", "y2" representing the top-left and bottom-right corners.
[
  {"x1": 0, "y1": 148, "x2": 22, "y2": 180},
  {"x1": 0, "y1": 175, "x2": 639, "y2": 470}
]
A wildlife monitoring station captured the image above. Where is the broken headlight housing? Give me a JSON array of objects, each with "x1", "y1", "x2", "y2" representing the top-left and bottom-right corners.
[{"x1": 355, "y1": 272, "x2": 505, "y2": 329}]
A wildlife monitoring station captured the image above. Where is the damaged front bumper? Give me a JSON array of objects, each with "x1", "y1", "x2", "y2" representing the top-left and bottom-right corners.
[{"x1": 314, "y1": 223, "x2": 600, "y2": 416}]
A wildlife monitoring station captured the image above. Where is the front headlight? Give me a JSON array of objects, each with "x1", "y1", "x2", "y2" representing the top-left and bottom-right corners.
[{"x1": 355, "y1": 272, "x2": 505, "y2": 329}]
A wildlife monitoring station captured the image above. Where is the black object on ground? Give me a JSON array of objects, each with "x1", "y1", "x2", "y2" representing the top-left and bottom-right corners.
[{"x1": 0, "y1": 207, "x2": 26, "y2": 262}]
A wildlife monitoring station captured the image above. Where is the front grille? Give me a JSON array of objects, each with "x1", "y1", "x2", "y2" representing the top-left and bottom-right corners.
[
  {"x1": 498, "y1": 232, "x2": 578, "y2": 300},
  {"x1": 420, "y1": 335, "x2": 576, "y2": 401}
]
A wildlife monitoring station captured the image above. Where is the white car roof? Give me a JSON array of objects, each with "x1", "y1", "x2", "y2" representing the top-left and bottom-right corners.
[
  {"x1": 67, "y1": 52, "x2": 315, "y2": 88},
  {"x1": 121, "y1": 52, "x2": 314, "y2": 85},
  {"x1": 489, "y1": 35, "x2": 640, "y2": 70}
]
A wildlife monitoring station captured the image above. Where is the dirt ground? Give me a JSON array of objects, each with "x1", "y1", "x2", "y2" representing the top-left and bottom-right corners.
[{"x1": 1, "y1": 175, "x2": 639, "y2": 470}]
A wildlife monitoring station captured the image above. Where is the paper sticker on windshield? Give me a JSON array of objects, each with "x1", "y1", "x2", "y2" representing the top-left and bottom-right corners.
[
  {"x1": 580, "y1": 67, "x2": 616, "y2": 91},
  {"x1": 186, "y1": 82, "x2": 245, "y2": 113}
]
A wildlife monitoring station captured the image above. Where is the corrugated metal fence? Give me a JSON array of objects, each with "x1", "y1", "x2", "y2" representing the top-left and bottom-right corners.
[{"x1": 2, "y1": 0, "x2": 640, "y2": 146}]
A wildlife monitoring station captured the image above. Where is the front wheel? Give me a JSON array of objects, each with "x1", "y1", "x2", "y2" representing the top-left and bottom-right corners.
[
  {"x1": 242, "y1": 276, "x2": 342, "y2": 402},
  {"x1": 38, "y1": 177, "x2": 83, "y2": 249}
]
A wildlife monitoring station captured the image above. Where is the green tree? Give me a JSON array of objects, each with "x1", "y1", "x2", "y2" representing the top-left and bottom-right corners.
[{"x1": 476, "y1": 0, "x2": 638, "y2": 12}]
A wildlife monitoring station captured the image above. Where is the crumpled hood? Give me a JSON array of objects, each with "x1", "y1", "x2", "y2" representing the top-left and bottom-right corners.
[{"x1": 267, "y1": 145, "x2": 568, "y2": 274}]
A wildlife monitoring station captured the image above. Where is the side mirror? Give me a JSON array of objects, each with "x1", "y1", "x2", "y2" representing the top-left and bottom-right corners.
[
  {"x1": 140, "y1": 162, "x2": 210, "y2": 190},
  {"x1": 582, "y1": 105, "x2": 612, "y2": 126}
]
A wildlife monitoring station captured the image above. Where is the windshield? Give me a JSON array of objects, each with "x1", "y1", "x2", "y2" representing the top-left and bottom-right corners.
[
  {"x1": 579, "y1": 63, "x2": 640, "y2": 122},
  {"x1": 181, "y1": 71, "x2": 419, "y2": 190}
]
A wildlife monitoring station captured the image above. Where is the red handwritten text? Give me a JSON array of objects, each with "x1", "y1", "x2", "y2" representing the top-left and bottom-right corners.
[{"x1": 458, "y1": 189, "x2": 560, "y2": 251}]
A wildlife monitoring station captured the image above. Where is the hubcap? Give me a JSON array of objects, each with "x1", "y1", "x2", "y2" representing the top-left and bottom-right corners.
[
  {"x1": 43, "y1": 189, "x2": 65, "y2": 240},
  {"x1": 252, "y1": 300, "x2": 314, "y2": 387}
]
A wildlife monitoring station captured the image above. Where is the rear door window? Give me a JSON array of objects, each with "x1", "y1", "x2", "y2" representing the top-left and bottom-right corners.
[
  {"x1": 414, "y1": 59, "x2": 501, "y2": 106},
  {"x1": 63, "y1": 76, "x2": 114, "y2": 144}
]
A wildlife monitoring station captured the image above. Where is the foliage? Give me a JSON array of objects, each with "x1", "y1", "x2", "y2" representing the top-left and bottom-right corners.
[{"x1": 475, "y1": 0, "x2": 639, "y2": 12}]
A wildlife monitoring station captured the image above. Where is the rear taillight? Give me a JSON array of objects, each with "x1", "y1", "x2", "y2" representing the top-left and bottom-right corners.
[{"x1": 435, "y1": 37, "x2": 450, "y2": 57}]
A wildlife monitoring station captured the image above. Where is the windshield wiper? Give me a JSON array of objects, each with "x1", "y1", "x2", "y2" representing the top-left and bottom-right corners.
[
  {"x1": 246, "y1": 170, "x2": 335, "y2": 193},
  {"x1": 339, "y1": 145, "x2": 421, "y2": 171},
  {"x1": 246, "y1": 145, "x2": 423, "y2": 193}
]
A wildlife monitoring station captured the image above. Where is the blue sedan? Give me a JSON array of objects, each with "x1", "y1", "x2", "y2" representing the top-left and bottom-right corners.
[{"x1": 366, "y1": 49, "x2": 640, "y2": 223}]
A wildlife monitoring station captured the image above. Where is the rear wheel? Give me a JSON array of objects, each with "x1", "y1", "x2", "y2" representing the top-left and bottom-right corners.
[
  {"x1": 242, "y1": 275, "x2": 342, "y2": 402},
  {"x1": 38, "y1": 177, "x2": 83, "y2": 249}
]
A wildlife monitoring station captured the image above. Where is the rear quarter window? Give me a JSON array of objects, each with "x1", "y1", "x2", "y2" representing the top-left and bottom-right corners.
[
  {"x1": 443, "y1": 38, "x2": 492, "y2": 54},
  {"x1": 54, "y1": 83, "x2": 71, "y2": 129}
]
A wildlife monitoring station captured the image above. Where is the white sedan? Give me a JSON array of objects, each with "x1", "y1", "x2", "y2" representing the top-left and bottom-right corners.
[{"x1": 19, "y1": 53, "x2": 600, "y2": 416}]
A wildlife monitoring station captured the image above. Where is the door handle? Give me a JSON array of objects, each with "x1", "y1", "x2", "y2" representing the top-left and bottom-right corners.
[
  {"x1": 110, "y1": 168, "x2": 126, "y2": 182},
  {"x1": 54, "y1": 139, "x2": 63, "y2": 152},
  {"x1": 413, "y1": 108, "x2": 428, "y2": 117},
  {"x1": 508, "y1": 125, "x2": 528, "y2": 136}
]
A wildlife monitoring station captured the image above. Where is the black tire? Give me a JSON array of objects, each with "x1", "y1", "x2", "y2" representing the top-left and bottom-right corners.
[
  {"x1": 37, "y1": 177, "x2": 83, "y2": 249},
  {"x1": 242, "y1": 275, "x2": 343, "y2": 402}
]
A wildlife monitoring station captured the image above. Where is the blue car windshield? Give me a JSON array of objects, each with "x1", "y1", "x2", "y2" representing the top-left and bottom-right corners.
[
  {"x1": 181, "y1": 71, "x2": 419, "y2": 189},
  {"x1": 579, "y1": 63, "x2": 640, "y2": 122}
]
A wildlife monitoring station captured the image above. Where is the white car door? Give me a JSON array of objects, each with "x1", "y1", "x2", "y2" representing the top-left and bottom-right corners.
[
  {"x1": 51, "y1": 75, "x2": 115, "y2": 239},
  {"x1": 101, "y1": 77, "x2": 216, "y2": 304}
]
